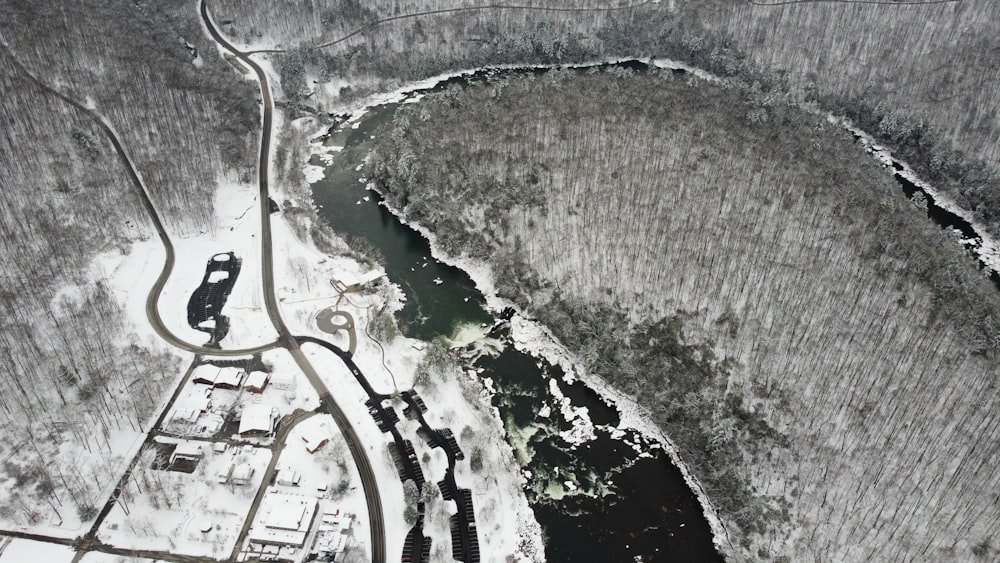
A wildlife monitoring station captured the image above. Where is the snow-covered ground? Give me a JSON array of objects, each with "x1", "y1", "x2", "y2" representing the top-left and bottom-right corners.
[
  {"x1": 89, "y1": 173, "x2": 278, "y2": 354},
  {"x1": 0, "y1": 375, "x2": 160, "y2": 538},
  {"x1": 0, "y1": 538, "x2": 74, "y2": 563},
  {"x1": 98, "y1": 439, "x2": 271, "y2": 558},
  {"x1": 11, "y1": 45, "x2": 663, "y2": 563},
  {"x1": 236, "y1": 414, "x2": 370, "y2": 561},
  {"x1": 422, "y1": 369, "x2": 545, "y2": 561},
  {"x1": 156, "y1": 175, "x2": 279, "y2": 350},
  {"x1": 12, "y1": 23, "x2": 994, "y2": 558}
]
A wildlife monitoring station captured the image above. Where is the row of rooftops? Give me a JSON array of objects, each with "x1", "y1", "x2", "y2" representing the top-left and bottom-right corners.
[{"x1": 192, "y1": 368, "x2": 295, "y2": 392}]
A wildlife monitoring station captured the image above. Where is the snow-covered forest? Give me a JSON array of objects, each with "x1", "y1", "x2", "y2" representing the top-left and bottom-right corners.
[
  {"x1": 1, "y1": 0, "x2": 998, "y2": 559},
  {"x1": 1, "y1": 2, "x2": 259, "y2": 231},
  {"x1": 0, "y1": 46, "x2": 177, "y2": 526},
  {"x1": 216, "y1": 0, "x2": 999, "y2": 240},
  {"x1": 709, "y1": 1, "x2": 1000, "y2": 224},
  {"x1": 0, "y1": 0, "x2": 258, "y2": 528},
  {"x1": 370, "y1": 69, "x2": 1000, "y2": 561}
]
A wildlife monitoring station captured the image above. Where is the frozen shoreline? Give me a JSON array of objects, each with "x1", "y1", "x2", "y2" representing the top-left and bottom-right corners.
[
  {"x1": 369, "y1": 184, "x2": 739, "y2": 559},
  {"x1": 833, "y1": 117, "x2": 1000, "y2": 275},
  {"x1": 295, "y1": 58, "x2": 758, "y2": 559},
  {"x1": 294, "y1": 58, "x2": 765, "y2": 561},
  {"x1": 295, "y1": 56, "x2": 1000, "y2": 563},
  {"x1": 308, "y1": 57, "x2": 999, "y2": 283}
]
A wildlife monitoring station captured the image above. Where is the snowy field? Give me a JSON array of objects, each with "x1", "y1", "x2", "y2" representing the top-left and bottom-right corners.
[
  {"x1": 0, "y1": 538, "x2": 74, "y2": 563},
  {"x1": 157, "y1": 176, "x2": 279, "y2": 350},
  {"x1": 98, "y1": 439, "x2": 271, "y2": 558}
]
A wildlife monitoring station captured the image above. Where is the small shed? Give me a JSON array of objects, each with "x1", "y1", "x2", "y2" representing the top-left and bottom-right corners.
[
  {"x1": 217, "y1": 463, "x2": 235, "y2": 484},
  {"x1": 244, "y1": 371, "x2": 270, "y2": 394},
  {"x1": 275, "y1": 468, "x2": 301, "y2": 487},
  {"x1": 170, "y1": 442, "x2": 204, "y2": 465}
]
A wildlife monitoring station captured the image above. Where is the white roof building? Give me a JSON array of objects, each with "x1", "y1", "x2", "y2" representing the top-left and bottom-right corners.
[
  {"x1": 314, "y1": 512, "x2": 352, "y2": 558},
  {"x1": 332, "y1": 269, "x2": 384, "y2": 292},
  {"x1": 244, "y1": 371, "x2": 269, "y2": 393},
  {"x1": 248, "y1": 491, "x2": 318, "y2": 547},
  {"x1": 358, "y1": 270, "x2": 384, "y2": 285},
  {"x1": 239, "y1": 404, "x2": 276, "y2": 436},
  {"x1": 171, "y1": 408, "x2": 200, "y2": 424},
  {"x1": 217, "y1": 463, "x2": 234, "y2": 484},
  {"x1": 192, "y1": 370, "x2": 217, "y2": 385},
  {"x1": 181, "y1": 391, "x2": 212, "y2": 413},
  {"x1": 170, "y1": 442, "x2": 204, "y2": 464},
  {"x1": 214, "y1": 369, "x2": 245, "y2": 389},
  {"x1": 171, "y1": 387, "x2": 212, "y2": 425},
  {"x1": 231, "y1": 463, "x2": 255, "y2": 485},
  {"x1": 275, "y1": 468, "x2": 301, "y2": 487}
]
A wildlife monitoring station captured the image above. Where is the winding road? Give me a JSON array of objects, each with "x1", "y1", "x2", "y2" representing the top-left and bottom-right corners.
[
  {"x1": 5, "y1": 7, "x2": 388, "y2": 560},
  {"x1": 199, "y1": 1, "x2": 386, "y2": 560},
  {"x1": 0, "y1": 43, "x2": 280, "y2": 359}
]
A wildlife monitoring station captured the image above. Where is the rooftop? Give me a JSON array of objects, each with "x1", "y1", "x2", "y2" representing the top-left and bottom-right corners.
[
  {"x1": 247, "y1": 491, "x2": 318, "y2": 547},
  {"x1": 239, "y1": 404, "x2": 276, "y2": 434}
]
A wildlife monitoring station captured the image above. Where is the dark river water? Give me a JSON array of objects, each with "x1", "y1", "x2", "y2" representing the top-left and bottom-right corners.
[
  {"x1": 305, "y1": 61, "x2": 1000, "y2": 562},
  {"x1": 310, "y1": 68, "x2": 723, "y2": 562},
  {"x1": 888, "y1": 163, "x2": 1000, "y2": 290}
]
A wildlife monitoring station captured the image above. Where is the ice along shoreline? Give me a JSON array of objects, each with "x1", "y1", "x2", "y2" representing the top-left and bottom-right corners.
[{"x1": 302, "y1": 56, "x2": 998, "y2": 562}]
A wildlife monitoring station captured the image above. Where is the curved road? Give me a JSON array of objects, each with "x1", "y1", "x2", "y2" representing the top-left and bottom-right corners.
[
  {"x1": 0, "y1": 44, "x2": 281, "y2": 358},
  {"x1": 199, "y1": 2, "x2": 386, "y2": 561}
]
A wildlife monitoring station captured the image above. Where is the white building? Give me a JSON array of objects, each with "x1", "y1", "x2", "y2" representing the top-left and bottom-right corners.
[
  {"x1": 176, "y1": 388, "x2": 212, "y2": 417},
  {"x1": 239, "y1": 404, "x2": 277, "y2": 437},
  {"x1": 231, "y1": 463, "x2": 255, "y2": 486},
  {"x1": 247, "y1": 491, "x2": 318, "y2": 547},
  {"x1": 244, "y1": 371, "x2": 269, "y2": 393},
  {"x1": 169, "y1": 442, "x2": 204, "y2": 465},
  {"x1": 275, "y1": 468, "x2": 301, "y2": 487}
]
